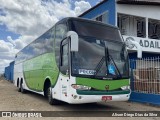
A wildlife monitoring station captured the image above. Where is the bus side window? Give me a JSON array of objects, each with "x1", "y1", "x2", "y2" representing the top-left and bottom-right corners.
[
  {"x1": 55, "y1": 23, "x2": 68, "y2": 67},
  {"x1": 60, "y1": 43, "x2": 69, "y2": 75}
]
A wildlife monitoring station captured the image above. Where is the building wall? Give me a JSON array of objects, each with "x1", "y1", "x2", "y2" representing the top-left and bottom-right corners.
[
  {"x1": 80, "y1": 0, "x2": 116, "y2": 25},
  {"x1": 9, "y1": 61, "x2": 14, "y2": 81},
  {"x1": 80, "y1": 0, "x2": 160, "y2": 58},
  {"x1": 4, "y1": 61, "x2": 14, "y2": 82},
  {"x1": 4, "y1": 66, "x2": 10, "y2": 80},
  {"x1": 116, "y1": 4, "x2": 160, "y2": 54},
  {"x1": 116, "y1": 4, "x2": 160, "y2": 20}
]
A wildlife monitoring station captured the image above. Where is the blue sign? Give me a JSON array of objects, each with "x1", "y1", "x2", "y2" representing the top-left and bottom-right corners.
[{"x1": 108, "y1": 64, "x2": 116, "y2": 75}]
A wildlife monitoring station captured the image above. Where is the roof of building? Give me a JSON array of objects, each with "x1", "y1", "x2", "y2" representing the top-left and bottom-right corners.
[
  {"x1": 79, "y1": 0, "x2": 160, "y2": 17},
  {"x1": 117, "y1": 0, "x2": 160, "y2": 5}
]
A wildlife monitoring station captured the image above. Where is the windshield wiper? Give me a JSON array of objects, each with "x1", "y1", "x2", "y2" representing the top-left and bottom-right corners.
[
  {"x1": 94, "y1": 56, "x2": 105, "y2": 76},
  {"x1": 106, "y1": 47, "x2": 122, "y2": 78},
  {"x1": 93, "y1": 45, "x2": 122, "y2": 79}
]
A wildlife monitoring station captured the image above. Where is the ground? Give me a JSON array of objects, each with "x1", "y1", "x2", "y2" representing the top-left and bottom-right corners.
[{"x1": 0, "y1": 78, "x2": 160, "y2": 120}]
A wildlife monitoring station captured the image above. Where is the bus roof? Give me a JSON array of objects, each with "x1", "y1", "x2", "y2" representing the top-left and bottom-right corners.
[{"x1": 57, "y1": 17, "x2": 118, "y2": 30}]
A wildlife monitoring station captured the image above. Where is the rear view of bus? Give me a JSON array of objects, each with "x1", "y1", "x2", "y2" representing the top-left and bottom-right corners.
[{"x1": 14, "y1": 17, "x2": 130, "y2": 105}]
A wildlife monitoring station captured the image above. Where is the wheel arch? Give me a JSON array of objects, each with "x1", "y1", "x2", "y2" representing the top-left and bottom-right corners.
[
  {"x1": 20, "y1": 78, "x2": 23, "y2": 84},
  {"x1": 43, "y1": 77, "x2": 52, "y2": 97},
  {"x1": 17, "y1": 78, "x2": 20, "y2": 87}
]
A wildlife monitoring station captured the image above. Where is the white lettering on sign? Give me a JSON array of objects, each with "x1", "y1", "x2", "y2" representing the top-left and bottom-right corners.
[
  {"x1": 79, "y1": 69, "x2": 96, "y2": 75},
  {"x1": 139, "y1": 39, "x2": 160, "y2": 49},
  {"x1": 123, "y1": 35, "x2": 160, "y2": 53}
]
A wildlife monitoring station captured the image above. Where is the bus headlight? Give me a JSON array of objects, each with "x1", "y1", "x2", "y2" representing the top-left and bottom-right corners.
[
  {"x1": 71, "y1": 84, "x2": 91, "y2": 90},
  {"x1": 121, "y1": 85, "x2": 130, "y2": 90}
]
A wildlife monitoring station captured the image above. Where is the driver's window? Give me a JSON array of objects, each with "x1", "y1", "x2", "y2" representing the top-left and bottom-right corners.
[{"x1": 61, "y1": 43, "x2": 68, "y2": 75}]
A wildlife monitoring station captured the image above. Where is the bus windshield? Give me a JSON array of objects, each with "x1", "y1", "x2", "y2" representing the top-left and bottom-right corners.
[
  {"x1": 70, "y1": 20, "x2": 129, "y2": 79},
  {"x1": 69, "y1": 20, "x2": 121, "y2": 42}
]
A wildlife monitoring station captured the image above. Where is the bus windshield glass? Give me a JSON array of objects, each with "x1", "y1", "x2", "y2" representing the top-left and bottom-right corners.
[
  {"x1": 70, "y1": 20, "x2": 129, "y2": 79},
  {"x1": 70, "y1": 20, "x2": 121, "y2": 42}
]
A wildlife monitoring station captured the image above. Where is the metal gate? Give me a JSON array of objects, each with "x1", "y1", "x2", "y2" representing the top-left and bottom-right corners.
[{"x1": 130, "y1": 57, "x2": 160, "y2": 105}]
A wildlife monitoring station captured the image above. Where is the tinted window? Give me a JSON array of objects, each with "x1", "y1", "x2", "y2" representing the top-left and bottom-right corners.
[
  {"x1": 61, "y1": 43, "x2": 68, "y2": 74},
  {"x1": 70, "y1": 20, "x2": 121, "y2": 41},
  {"x1": 71, "y1": 36, "x2": 129, "y2": 79},
  {"x1": 148, "y1": 19, "x2": 160, "y2": 40},
  {"x1": 43, "y1": 27, "x2": 54, "y2": 53},
  {"x1": 55, "y1": 23, "x2": 68, "y2": 67},
  {"x1": 15, "y1": 27, "x2": 55, "y2": 64},
  {"x1": 71, "y1": 37, "x2": 106, "y2": 77}
]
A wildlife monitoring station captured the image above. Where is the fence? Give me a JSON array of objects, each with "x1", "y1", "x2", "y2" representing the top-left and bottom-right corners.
[{"x1": 130, "y1": 57, "x2": 160, "y2": 105}]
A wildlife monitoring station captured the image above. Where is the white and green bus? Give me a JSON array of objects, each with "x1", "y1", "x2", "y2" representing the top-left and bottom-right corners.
[{"x1": 14, "y1": 17, "x2": 132, "y2": 105}]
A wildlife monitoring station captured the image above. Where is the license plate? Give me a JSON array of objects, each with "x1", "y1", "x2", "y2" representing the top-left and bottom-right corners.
[{"x1": 101, "y1": 96, "x2": 112, "y2": 101}]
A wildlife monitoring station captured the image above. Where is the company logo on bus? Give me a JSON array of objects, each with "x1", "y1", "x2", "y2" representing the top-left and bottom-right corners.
[{"x1": 105, "y1": 85, "x2": 109, "y2": 90}]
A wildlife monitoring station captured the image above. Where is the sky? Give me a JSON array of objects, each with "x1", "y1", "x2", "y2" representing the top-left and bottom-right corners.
[{"x1": 0, "y1": 0, "x2": 102, "y2": 74}]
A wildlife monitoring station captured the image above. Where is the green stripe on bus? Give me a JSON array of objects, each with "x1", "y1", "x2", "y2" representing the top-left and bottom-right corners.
[
  {"x1": 23, "y1": 53, "x2": 59, "y2": 92},
  {"x1": 76, "y1": 77, "x2": 129, "y2": 91}
]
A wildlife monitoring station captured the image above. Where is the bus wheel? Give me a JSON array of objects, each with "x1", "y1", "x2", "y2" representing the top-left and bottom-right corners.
[
  {"x1": 17, "y1": 80, "x2": 21, "y2": 92},
  {"x1": 47, "y1": 86, "x2": 60, "y2": 105},
  {"x1": 18, "y1": 87, "x2": 21, "y2": 92},
  {"x1": 20, "y1": 81, "x2": 26, "y2": 94}
]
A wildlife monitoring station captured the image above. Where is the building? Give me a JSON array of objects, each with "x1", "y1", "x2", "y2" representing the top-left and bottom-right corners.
[
  {"x1": 79, "y1": 0, "x2": 160, "y2": 105},
  {"x1": 4, "y1": 61, "x2": 14, "y2": 82},
  {"x1": 79, "y1": 0, "x2": 160, "y2": 59},
  {"x1": 4, "y1": 66, "x2": 10, "y2": 80}
]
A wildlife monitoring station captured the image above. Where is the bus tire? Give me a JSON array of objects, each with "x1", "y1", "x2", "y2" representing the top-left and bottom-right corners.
[
  {"x1": 20, "y1": 80, "x2": 26, "y2": 94},
  {"x1": 18, "y1": 87, "x2": 21, "y2": 92},
  {"x1": 47, "y1": 86, "x2": 60, "y2": 105},
  {"x1": 17, "y1": 79, "x2": 21, "y2": 92}
]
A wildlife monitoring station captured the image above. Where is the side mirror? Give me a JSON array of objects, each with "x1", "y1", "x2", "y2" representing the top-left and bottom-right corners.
[
  {"x1": 67, "y1": 31, "x2": 79, "y2": 52},
  {"x1": 125, "y1": 37, "x2": 142, "y2": 58}
]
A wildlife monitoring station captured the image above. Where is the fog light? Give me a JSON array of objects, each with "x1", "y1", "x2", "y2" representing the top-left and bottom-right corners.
[{"x1": 73, "y1": 95, "x2": 77, "y2": 99}]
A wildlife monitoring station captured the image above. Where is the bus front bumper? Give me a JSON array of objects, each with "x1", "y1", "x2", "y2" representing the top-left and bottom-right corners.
[{"x1": 68, "y1": 90, "x2": 130, "y2": 104}]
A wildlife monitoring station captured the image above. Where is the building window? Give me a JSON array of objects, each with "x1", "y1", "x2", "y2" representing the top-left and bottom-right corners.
[
  {"x1": 148, "y1": 19, "x2": 160, "y2": 40},
  {"x1": 96, "y1": 15, "x2": 103, "y2": 22},
  {"x1": 137, "y1": 18, "x2": 146, "y2": 38},
  {"x1": 93, "y1": 12, "x2": 108, "y2": 23},
  {"x1": 118, "y1": 13, "x2": 146, "y2": 38},
  {"x1": 118, "y1": 14, "x2": 128, "y2": 35}
]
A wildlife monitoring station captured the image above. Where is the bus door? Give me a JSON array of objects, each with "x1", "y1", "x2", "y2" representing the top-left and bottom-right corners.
[{"x1": 59, "y1": 38, "x2": 70, "y2": 100}]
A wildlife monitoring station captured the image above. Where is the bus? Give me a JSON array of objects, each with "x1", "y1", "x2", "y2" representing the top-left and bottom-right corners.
[{"x1": 14, "y1": 17, "x2": 137, "y2": 105}]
